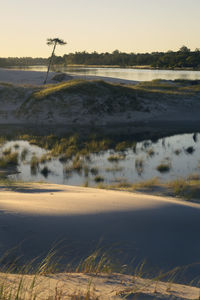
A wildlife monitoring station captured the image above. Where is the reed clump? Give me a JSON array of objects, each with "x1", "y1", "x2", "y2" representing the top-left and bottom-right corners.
[
  {"x1": 107, "y1": 154, "x2": 125, "y2": 162},
  {"x1": 0, "y1": 152, "x2": 18, "y2": 168}
]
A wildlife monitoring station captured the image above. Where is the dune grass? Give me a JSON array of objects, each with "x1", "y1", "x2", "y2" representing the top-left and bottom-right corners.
[
  {"x1": 167, "y1": 177, "x2": 200, "y2": 200},
  {"x1": 0, "y1": 247, "x2": 117, "y2": 300},
  {"x1": 96, "y1": 177, "x2": 160, "y2": 191},
  {"x1": 0, "y1": 245, "x2": 199, "y2": 300}
]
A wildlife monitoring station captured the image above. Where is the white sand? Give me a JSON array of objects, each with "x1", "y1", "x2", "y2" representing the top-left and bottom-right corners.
[
  {"x1": 0, "y1": 183, "x2": 199, "y2": 216},
  {"x1": 0, "y1": 183, "x2": 200, "y2": 271},
  {"x1": 0, "y1": 271, "x2": 199, "y2": 299},
  {"x1": 1, "y1": 67, "x2": 200, "y2": 126},
  {"x1": 0, "y1": 68, "x2": 57, "y2": 85},
  {"x1": 0, "y1": 183, "x2": 200, "y2": 299}
]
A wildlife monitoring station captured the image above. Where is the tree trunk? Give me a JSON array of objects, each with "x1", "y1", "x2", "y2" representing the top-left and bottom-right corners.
[{"x1": 44, "y1": 42, "x2": 57, "y2": 84}]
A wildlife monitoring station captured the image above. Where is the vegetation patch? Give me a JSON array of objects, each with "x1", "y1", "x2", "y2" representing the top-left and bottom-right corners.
[
  {"x1": 40, "y1": 166, "x2": 51, "y2": 177},
  {"x1": 30, "y1": 155, "x2": 39, "y2": 175},
  {"x1": 107, "y1": 154, "x2": 125, "y2": 162},
  {"x1": 0, "y1": 152, "x2": 18, "y2": 168},
  {"x1": 156, "y1": 162, "x2": 171, "y2": 173},
  {"x1": 135, "y1": 158, "x2": 144, "y2": 175},
  {"x1": 94, "y1": 175, "x2": 104, "y2": 183},
  {"x1": 185, "y1": 146, "x2": 195, "y2": 154}
]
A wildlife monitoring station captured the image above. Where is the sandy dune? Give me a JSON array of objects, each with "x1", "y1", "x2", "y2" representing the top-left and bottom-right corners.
[
  {"x1": 0, "y1": 68, "x2": 138, "y2": 85},
  {"x1": 0, "y1": 183, "x2": 200, "y2": 283},
  {"x1": 0, "y1": 68, "x2": 57, "y2": 85},
  {"x1": 0, "y1": 271, "x2": 199, "y2": 299}
]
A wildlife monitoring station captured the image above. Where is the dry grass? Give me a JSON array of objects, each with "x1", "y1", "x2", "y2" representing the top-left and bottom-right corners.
[
  {"x1": 95, "y1": 177, "x2": 159, "y2": 192},
  {"x1": 0, "y1": 245, "x2": 198, "y2": 300},
  {"x1": 107, "y1": 154, "x2": 125, "y2": 163},
  {"x1": 168, "y1": 178, "x2": 189, "y2": 197},
  {"x1": 132, "y1": 177, "x2": 160, "y2": 189},
  {"x1": 0, "y1": 152, "x2": 18, "y2": 168}
]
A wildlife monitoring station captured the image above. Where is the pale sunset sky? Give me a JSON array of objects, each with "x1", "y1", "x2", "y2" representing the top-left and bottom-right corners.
[{"x1": 0, "y1": 0, "x2": 200, "y2": 57}]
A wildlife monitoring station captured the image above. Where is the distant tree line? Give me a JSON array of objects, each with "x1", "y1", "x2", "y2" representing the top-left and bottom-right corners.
[
  {"x1": 0, "y1": 57, "x2": 47, "y2": 67},
  {"x1": 62, "y1": 46, "x2": 200, "y2": 69},
  {"x1": 1, "y1": 46, "x2": 200, "y2": 69}
]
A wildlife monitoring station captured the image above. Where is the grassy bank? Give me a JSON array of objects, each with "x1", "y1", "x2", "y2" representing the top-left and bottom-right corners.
[
  {"x1": 95, "y1": 176, "x2": 200, "y2": 203},
  {"x1": 1, "y1": 78, "x2": 200, "y2": 125}
]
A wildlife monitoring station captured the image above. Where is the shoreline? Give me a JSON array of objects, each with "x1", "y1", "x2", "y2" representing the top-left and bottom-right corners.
[{"x1": 4, "y1": 64, "x2": 200, "y2": 72}]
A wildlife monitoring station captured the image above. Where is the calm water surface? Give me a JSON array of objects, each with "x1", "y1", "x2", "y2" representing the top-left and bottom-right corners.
[
  {"x1": 5, "y1": 132, "x2": 200, "y2": 186},
  {"x1": 10, "y1": 65, "x2": 200, "y2": 82}
]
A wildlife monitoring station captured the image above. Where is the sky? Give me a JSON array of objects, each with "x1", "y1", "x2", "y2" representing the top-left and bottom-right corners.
[{"x1": 0, "y1": 0, "x2": 200, "y2": 57}]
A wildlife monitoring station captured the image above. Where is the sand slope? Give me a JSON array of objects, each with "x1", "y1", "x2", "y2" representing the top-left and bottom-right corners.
[
  {"x1": 0, "y1": 183, "x2": 200, "y2": 282},
  {"x1": 1, "y1": 68, "x2": 200, "y2": 126},
  {"x1": 0, "y1": 272, "x2": 199, "y2": 299}
]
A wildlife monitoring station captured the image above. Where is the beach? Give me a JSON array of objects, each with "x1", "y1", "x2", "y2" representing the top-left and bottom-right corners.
[
  {"x1": 0, "y1": 67, "x2": 200, "y2": 298},
  {"x1": 0, "y1": 68, "x2": 138, "y2": 86},
  {"x1": 0, "y1": 183, "x2": 200, "y2": 298}
]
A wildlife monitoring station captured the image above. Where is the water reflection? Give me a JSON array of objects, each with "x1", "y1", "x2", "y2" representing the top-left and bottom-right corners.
[
  {"x1": 2, "y1": 132, "x2": 200, "y2": 186},
  {"x1": 8, "y1": 65, "x2": 200, "y2": 82}
]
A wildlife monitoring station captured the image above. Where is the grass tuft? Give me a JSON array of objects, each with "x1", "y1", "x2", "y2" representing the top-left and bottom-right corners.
[
  {"x1": 0, "y1": 152, "x2": 18, "y2": 168},
  {"x1": 156, "y1": 162, "x2": 171, "y2": 173}
]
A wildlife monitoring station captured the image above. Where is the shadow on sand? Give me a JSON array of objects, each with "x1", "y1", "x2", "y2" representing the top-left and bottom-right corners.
[{"x1": 0, "y1": 201, "x2": 200, "y2": 284}]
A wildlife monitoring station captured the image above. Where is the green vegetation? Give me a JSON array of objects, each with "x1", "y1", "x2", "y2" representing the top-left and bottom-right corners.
[
  {"x1": 16, "y1": 132, "x2": 137, "y2": 162},
  {"x1": 44, "y1": 37, "x2": 67, "y2": 84},
  {"x1": 168, "y1": 178, "x2": 190, "y2": 198},
  {"x1": 0, "y1": 244, "x2": 198, "y2": 300},
  {"x1": 2, "y1": 148, "x2": 12, "y2": 156},
  {"x1": 0, "y1": 248, "x2": 114, "y2": 300},
  {"x1": 14, "y1": 143, "x2": 19, "y2": 149},
  {"x1": 40, "y1": 166, "x2": 51, "y2": 177},
  {"x1": 72, "y1": 155, "x2": 84, "y2": 172},
  {"x1": 97, "y1": 177, "x2": 159, "y2": 191},
  {"x1": 94, "y1": 175, "x2": 104, "y2": 183},
  {"x1": 187, "y1": 173, "x2": 200, "y2": 181},
  {"x1": 39, "y1": 153, "x2": 52, "y2": 164},
  {"x1": 135, "y1": 157, "x2": 144, "y2": 175},
  {"x1": 185, "y1": 146, "x2": 195, "y2": 154},
  {"x1": 174, "y1": 149, "x2": 181, "y2": 155},
  {"x1": 60, "y1": 46, "x2": 200, "y2": 69},
  {"x1": 20, "y1": 79, "x2": 143, "y2": 117},
  {"x1": 0, "y1": 152, "x2": 18, "y2": 168},
  {"x1": 105, "y1": 166, "x2": 123, "y2": 172},
  {"x1": 90, "y1": 167, "x2": 99, "y2": 176},
  {"x1": 146, "y1": 148, "x2": 155, "y2": 157},
  {"x1": 167, "y1": 177, "x2": 200, "y2": 200},
  {"x1": 30, "y1": 156, "x2": 39, "y2": 175},
  {"x1": 2, "y1": 46, "x2": 200, "y2": 69},
  {"x1": 94, "y1": 175, "x2": 200, "y2": 202},
  {"x1": 107, "y1": 154, "x2": 125, "y2": 162},
  {"x1": 156, "y1": 162, "x2": 171, "y2": 173},
  {"x1": 21, "y1": 148, "x2": 28, "y2": 161},
  {"x1": 0, "y1": 57, "x2": 47, "y2": 67}
]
